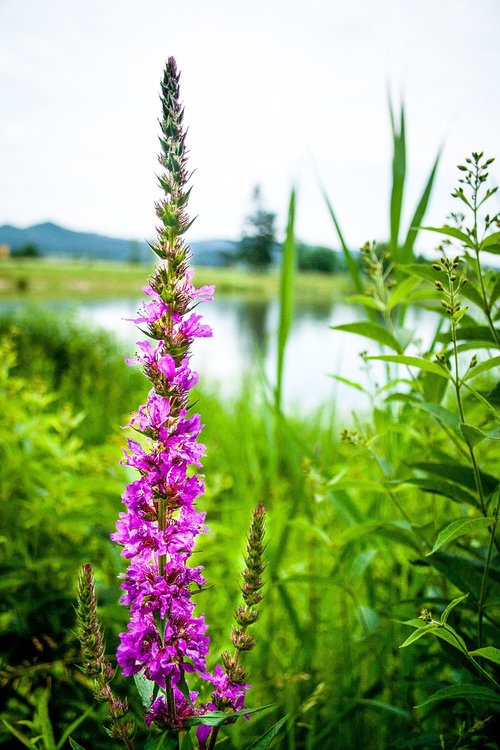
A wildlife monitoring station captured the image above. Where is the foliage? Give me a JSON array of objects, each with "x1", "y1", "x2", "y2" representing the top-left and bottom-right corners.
[
  {"x1": 0, "y1": 309, "x2": 146, "y2": 445},
  {"x1": 238, "y1": 186, "x2": 277, "y2": 270},
  {"x1": 12, "y1": 242, "x2": 41, "y2": 258},
  {"x1": 297, "y1": 243, "x2": 345, "y2": 274},
  {"x1": 326, "y1": 151, "x2": 500, "y2": 747}
]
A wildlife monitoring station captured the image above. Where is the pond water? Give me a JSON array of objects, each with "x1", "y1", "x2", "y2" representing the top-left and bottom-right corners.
[{"x1": 67, "y1": 295, "x2": 435, "y2": 415}]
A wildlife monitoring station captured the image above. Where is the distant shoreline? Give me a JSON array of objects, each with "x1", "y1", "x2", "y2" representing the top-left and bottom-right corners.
[{"x1": 0, "y1": 258, "x2": 350, "y2": 302}]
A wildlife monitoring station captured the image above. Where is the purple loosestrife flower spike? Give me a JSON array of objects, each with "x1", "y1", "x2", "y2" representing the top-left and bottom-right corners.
[
  {"x1": 76, "y1": 564, "x2": 135, "y2": 746},
  {"x1": 112, "y1": 57, "x2": 215, "y2": 731}
]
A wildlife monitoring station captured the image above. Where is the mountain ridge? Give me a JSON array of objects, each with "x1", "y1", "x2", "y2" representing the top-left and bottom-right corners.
[{"x1": 0, "y1": 222, "x2": 238, "y2": 266}]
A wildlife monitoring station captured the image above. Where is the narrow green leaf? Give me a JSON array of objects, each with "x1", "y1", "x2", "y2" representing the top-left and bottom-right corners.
[
  {"x1": 69, "y1": 741, "x2": 88, "y2": 750},
  {"x1": 276, "y1": 188, "x2": 296, "y2": 411},
  {"x1": 415, "y1": 683, "x2": 500, "y2": 708},
  {"x1": 460, "y1": 422, "x2": 491, "y2": 447},
  {"x1": 469, "y1": 646, "x2": 500, "y2": 665},
  {"x1": 1, "y1": 719, "x2": 35, "y2": 748},
  {"x1": 481, "y1": 230, "x2": 500, "y2": 254},
  {"x1": 430, "y1": 518, "x2": 494, "y2": 554},
  {"x1": 421, "y1": 225, "x2": 475, "y2": 249},
  {"x1": 441, "y1": 593, "x2": 469, "y2": 624},
  {"x1": 427, "y1": 552, "x2": 500, "y2": 602},
  {"x1": 450, "y1": 325, "x2": 500, "y2": 344},
  {"x1": 461, "y1": 281, "x2": 487, "y2": 309},
  {"x1": 345, "y1": 294, "x2": 386, "y2": 311},
  {"x1": 57, "y1": 706, "x2": 95, "y2": 750},
  {"x1": 463, "y1": 356, "x2": 500, "y2": 382},
  {"x1": 185, "y1": 704, "x2": 274, "y2": 728},
  {"x1": 410, "y1": 461, "x2": 498, "y2": 494},
  {"x1": 399, "y1": 263, "x2": 437, "y2": 283},
  {"x1": 321, "y1": 184, "x2": 363, "y2": 292},
  {"x1": 331, "y1": 322, "x2": 403, "y2": 353},
  {"x1": 330, "y1": 374, "x2": 367, "y2": 393},
  {"x1": 244, "y1": 715, "x2": 288, "y2": 750},
  {"x1": 355, "y1": 698, "x2": 412, "y2": 720},
  {"x1": 400, "y1": 624, "x2": 439, "y2": 648},
  {"x1": 389, "y1": 101, "x2": 406, "y2": 261},
  {"x1": 366, "y1": 354, "x2": 452, "y2": 378},
  {"x1": 401, "y1": 148, "x2": 441, "y2": 263},
  {"x1": 405, "y1": 477, "x2": 479, "y2": 508},
  {"x1": 399, "y1": 619, "x2": 467, "y2": 653},
  {"x1": 387, "y1": 275, "x2": 422, "y2": 310},
  {"x1": 411, "y1": 401, "x2": 460, "y2": 431}
]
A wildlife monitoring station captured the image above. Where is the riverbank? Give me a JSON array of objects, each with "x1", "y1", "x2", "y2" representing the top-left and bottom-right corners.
[{"x1": 0, "y1": 258, "x2": 351, "y2": 301}]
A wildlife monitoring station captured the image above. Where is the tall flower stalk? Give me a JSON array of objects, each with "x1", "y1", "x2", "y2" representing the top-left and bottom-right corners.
[{"x1": 109, "y1": 57, "x2": 265, "y2": 740}]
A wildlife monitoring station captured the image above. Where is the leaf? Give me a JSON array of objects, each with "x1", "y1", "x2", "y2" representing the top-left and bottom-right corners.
[
  {"x1": 409, "y1": 461, "x2": 499, "y2": 495},
  {"x1": 1, "y1": 719, "x2": 35, "y2": 748},
  {"x1": 411, "y1": 401, "x2": 460, "y2": 432},
  {"x1": 145, "y1": 733, "x2": 179, "y2": 750},
  {"x1": 399, "y1": 263, "x2": 437, "y2": 284},
  {"x1": 398, "y1": 619, "x2": 467, "y2": 653},
  {"x1": 429, "y1": 518, "x2": 494, "y2": 554},
  {"x1": 463, "y1": 356, "x2": 500, "y2": 382},
  {"x1": 400, "y1": 623, "x2": 440, "y2": 648},
  {"x1": 401, "y1": 147, "x2": 441, "y2": 264},
  {"x1": 345, "y1": 294, "x2": 385, "y2": 311},
  {"x1": 415, "y1": 683, "x2": 500, "y2": 708},
  {"x1": 461, "y1": 281, "x2": 487, "y2": 309},
  {"x1": 404, "y1": 477, "x2": 479, "y2": 508},
  {"x1": 244, "y1": 715, "x2": 288, "y2": 750},
  {"x1": 482, "y1": 230, "x2": 500, "y2": 254},
  {"x1": 422, "y1": 370, "x2": 449, "y2": 404},
  {"x1": 387, "y1": 275, "x2": 422, "y2": 309},
  {"x1": 69, "y1": 741, "x2": 88, "y2": 750},
  {"x1": 389, "y1": 100, "x2": 406, "y2": 262},
  {"x1": 185, "y1": 704, "x2": 274, "y2": 728},
  {"x1": 134, "y1": 671, "x2": 155, "y2": 708},
  {"x1": 57, "y1": 706, "x2": 95, "y2": 750},
  {"x1": 460, "y1": 422, "x2": 492, "y2": 447},
  {"x1": 276, "y1": 188, "x2": 296, "y2": 411},
  {"x1": 421, "y1": 225, "x2": 475, "y2": 249},
  {"x1": 355, "y1": 698, "x2": 412, "y2": 720},
  {"x1": 331, "y1": 322, "x2": 403, "y2": 353},
  {"x1": 441, "y1": 593, "x2": 469, "y2": 624},
  {"x1": 426, "y1": 552, "x2": 500, "y2": 603},
  {"x1": 469, "y1": 647, "x2": 500, "y2": 665},
  {"x1": 321, "y1": 184, "x2": 363, "y2": 292},
  {"x1": 449, "y1": 325, "x2": 499, "y2": 344},
  {"x1": 330, "y1": 374, "x2": 367, "y2": 393},
  {"x1": 366, "y1": 354, "x2": 452, "y2": 378}
]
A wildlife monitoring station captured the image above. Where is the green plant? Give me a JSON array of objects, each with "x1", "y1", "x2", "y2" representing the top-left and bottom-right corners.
[{"x1": 328, "y1": 153, "x2": 500, "y2": 747}]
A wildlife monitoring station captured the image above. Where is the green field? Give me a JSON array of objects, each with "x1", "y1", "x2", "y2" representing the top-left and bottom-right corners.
[{"x1": 0, "y1": 259, "x2": 350, "y2": 301}]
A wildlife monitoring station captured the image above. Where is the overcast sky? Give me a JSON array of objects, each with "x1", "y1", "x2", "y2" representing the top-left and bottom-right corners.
[{"x1": 1, "y1": 0, "x2": 499, "y2": 252}]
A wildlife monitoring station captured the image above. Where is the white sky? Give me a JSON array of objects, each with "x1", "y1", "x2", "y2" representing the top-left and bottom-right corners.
[{"x1": 1, "y1": 0, "x2": 499, "y2": 252}]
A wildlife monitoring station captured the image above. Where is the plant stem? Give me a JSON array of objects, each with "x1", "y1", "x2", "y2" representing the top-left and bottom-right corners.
[
  {"x1": 477, "y1": 488, "x2": 500, "y2": 647},
  {"x1": 207, "y1": 726, "x2": 220, "y2": 750}
]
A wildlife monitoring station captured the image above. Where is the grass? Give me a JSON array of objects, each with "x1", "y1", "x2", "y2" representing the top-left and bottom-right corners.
[{"x1": 0, "y1": 258, "x2": 351, "y2": 302}]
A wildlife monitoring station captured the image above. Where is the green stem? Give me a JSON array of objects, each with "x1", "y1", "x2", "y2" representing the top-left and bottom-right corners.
[
  {"x1": 477, "y1": 488, "x2": 500, "y2": 648},
  {"x1": 207, "y1": 726, "x2": 220, "y2": 750},
  {"x1": 438, "y1": 622, "x2": 500, "y2": 690}
]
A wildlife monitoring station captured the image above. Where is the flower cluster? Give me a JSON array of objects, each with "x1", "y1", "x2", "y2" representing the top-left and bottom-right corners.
[{"x1": 111, "y1": 58, "x2": 259, "y2": 733}]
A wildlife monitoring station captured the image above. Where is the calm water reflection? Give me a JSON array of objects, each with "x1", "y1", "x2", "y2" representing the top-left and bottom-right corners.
[{"x1": 72, "y1": 295, "x2": 433, "y2": 414}]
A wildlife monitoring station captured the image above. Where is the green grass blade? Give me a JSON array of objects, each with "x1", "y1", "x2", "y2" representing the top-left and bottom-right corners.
[
  {"x1": 276, "y1": 188, "x2": 296, "y2": 412},
  {"x1": 320, "y1": 183, "x2": 363, "y2": 292},
  {"x1": 401, "y1": 148, "x2": 441, "y2": 264},
  {"x1": 244, "y1": 715, "x2": 288, "y2": 750},
  {"x1": 389, "y1": 100, "x2": 406, "y2": 262}
]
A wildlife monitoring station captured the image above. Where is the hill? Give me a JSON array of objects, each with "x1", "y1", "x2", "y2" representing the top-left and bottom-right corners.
[{"x1": 0, "y1": 222, "x2": 239, "y2": 266}]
